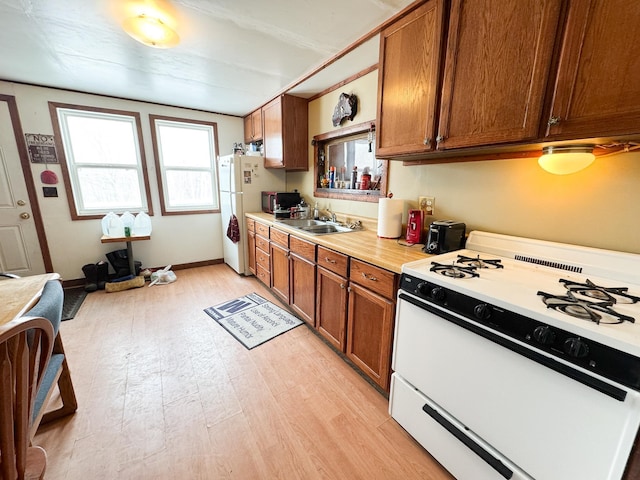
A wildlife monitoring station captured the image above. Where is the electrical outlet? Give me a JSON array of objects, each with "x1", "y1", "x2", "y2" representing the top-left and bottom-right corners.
[{"x1": 419, "y1": 196, "x2": 435, "y2": 216}]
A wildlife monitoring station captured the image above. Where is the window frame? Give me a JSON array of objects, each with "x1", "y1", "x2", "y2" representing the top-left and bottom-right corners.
[
  {"x1": 149, "y1": 115, "x2": 220, "y2": 216},
  {"x1": 48, "y1": 102, "x2": 154, "y2": 220}
]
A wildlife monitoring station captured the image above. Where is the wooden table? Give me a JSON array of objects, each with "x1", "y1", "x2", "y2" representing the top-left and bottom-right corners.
[
  {"x1": 101, "y1": 234, "x2": 151, "y2": 275},
  {"x1": 0, "y1": 273, "x2": 60, "y2": 327}
]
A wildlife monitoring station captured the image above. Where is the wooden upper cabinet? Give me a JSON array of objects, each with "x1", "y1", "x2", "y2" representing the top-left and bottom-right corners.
[
  {"x1": 545, "y1": 0, "x2": 640, "y2": 139},
  {"x1": 376, "y1": 0, "x2": 446, "y2": 157},
  {"x1": 262, "y1": 94, "x2": 309, "y2": 171},
  {"x1": 437, "y1": 0, "x2": 562, "y2": 150},
  {"x1": 243, "y1": 108, "x2": 263, "y2": 144}
]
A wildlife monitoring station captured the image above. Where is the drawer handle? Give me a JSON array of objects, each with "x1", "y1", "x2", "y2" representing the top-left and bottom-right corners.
[
  {"x1": 362, "y1": 272, "x2": 378, "y2": 282},
  {"x1": 325, "y1": 257, "x2": 336, "y2": 264}
]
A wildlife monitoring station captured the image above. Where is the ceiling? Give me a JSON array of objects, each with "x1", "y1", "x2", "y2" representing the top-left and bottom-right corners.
[{"x1": 0, "y1": 0, "x2": 415, "y2": 117}]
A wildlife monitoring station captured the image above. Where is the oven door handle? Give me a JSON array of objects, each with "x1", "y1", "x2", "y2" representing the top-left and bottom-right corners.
[
  {"x1": 421, "y1": 402, "x2": 514, "y2": 479},
  {"x1": 399, "y1": 293, "x2": 628, "y2": 402}
]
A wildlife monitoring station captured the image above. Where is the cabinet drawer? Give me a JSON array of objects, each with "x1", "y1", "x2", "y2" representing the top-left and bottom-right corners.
[
  {"x1": 246, "y1": 218, "x2": 255, "y2": 232},
  {"x1": 270, "y1": 228, "x2": 289, "y2": 248},
  {"x1": 255, "y1": 222, "x2": 270, "y2": 237},
  {"x1": 290, "y1": 235, "x2": 316, "y2": 262},
  {"x1": 255, "y1": 235, "x2": 269, "y2": 252},
  {"x1": 256, "y1": 248, "x2": 270, "y2": 271},
  {"x1": 317, "y1": 246, "x2": 348, "y2": 277},
  {"x1": 350, "y1": 258, "x2": 397, "y2": 300},
  {"x1": 256, "y1": 263, "x2": 270, "y2": 286}
]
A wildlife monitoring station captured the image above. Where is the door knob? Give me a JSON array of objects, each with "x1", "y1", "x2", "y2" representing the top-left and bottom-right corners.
[
  {"x1": 17, "y1": 200, "x2": 26, "y2": 206},
  {"x1": 20, "y1": 212, "x2": 30, "y2": 219}
]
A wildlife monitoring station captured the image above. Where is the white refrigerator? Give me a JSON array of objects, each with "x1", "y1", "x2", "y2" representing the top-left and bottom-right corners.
[{"x1": 218, "y1": 154, "x2": 286, "y2": 275}]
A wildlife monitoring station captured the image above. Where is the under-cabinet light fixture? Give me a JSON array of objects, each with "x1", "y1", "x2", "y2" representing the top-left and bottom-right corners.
[
  {"x1": 122, "y1": 14, "x2": 179, "y2": 48},
  {"x1": 538, "y1": 144, "x2": 596, "y2": 175}
]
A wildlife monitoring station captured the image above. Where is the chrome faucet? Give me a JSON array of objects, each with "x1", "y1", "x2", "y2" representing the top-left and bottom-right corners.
[{"x1": 327, "y1": 208, "x2": 337, "y2": 223}]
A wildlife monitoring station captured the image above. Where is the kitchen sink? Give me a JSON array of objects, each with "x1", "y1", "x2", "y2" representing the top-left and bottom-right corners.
[
  {"x1": 275, "y1": 219, "x2": 326, "y2": 227},
  {"x1": 275, "y1": 218, "x2": 358, "y2": 235}
]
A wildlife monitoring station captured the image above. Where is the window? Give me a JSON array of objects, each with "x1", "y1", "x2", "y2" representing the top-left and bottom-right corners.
[
  {"x1": 49, "y1": 103, "x2": 152, "y2": 219},
  {"x1": 149, "y1": 115, "x2": 220, "y2": 214}
]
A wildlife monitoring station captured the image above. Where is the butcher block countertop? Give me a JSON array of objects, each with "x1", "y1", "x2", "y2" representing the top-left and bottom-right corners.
[{"x1": 246, "y1": 212, "x2": 430, "y2": 274}]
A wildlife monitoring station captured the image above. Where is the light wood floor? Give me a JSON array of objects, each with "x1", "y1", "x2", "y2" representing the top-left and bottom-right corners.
[{"x1": 34, "y1": 264, "x2": 453, "y2": 479}]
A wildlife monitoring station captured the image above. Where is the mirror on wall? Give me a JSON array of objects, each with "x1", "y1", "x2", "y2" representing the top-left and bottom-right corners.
[{"x1": 313, "y1": 121, "x2": 388, "y2": 202}]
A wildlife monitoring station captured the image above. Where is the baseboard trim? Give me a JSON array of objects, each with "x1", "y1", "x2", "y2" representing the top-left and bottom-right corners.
[{"x1": 62, "y1": 258, "x2": 224, "y2": 288}]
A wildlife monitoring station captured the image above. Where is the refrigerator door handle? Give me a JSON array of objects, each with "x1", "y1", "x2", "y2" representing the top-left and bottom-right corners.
[{"x1": 230, "y1": 191, "x2": 243, "y2": 212}]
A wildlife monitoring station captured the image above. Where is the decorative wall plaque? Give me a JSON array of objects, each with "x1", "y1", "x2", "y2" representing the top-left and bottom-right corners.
[{"x1": 331, "y1": 93, "x2": 358, "y2": 127}]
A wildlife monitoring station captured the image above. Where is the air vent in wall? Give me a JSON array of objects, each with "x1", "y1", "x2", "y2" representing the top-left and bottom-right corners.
[{"x1": 514, "y1": 255, "x2": 583, "y2": 273}]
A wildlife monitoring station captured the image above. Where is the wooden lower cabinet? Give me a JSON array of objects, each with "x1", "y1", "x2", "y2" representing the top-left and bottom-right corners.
[
  {"x1": 290, "y1": 252, "x2": 315, "y2": 327},
  {"x1": 316, "y1": 266, "x2": 348, "y2": 352},
  {"x1": 246, "y1": 219, "x2": 397, "y2": 392},
  {"x1": 346, "y1": 282, "x2": 395, "y2": 391},
  {"x1": 247, "y1": 229, "x2": 256, "y2": 275},
  {"x1": 270, "y1": 242, "x2": 290, "y2": 303}
]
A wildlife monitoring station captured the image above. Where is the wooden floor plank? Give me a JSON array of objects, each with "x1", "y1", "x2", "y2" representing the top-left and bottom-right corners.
[{"x1": 33, "y1": 264, "x2": 452, "y2": 479}]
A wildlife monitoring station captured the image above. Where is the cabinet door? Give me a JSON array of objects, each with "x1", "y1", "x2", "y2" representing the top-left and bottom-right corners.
[
  {"x1": 346, "y1": 283, "x2": 395, "y2": 391},
  {"x1": 376, "y1": 0, "x2": 446, "y2": 157},
  {"x1": 243, "y1": 114, "x2": 253, "y2": 144},
  {"x1": 316, "y1": 267, "x2": 348, "y2": 352},
  {"x1": 263, "y1": 96, "x2": 284, "y2": 168},
  {"x1": 290, "y1": 252, "x2": 316, "y2": 327},
  {"x1": 270, "y1": 242, "x2": 290, "y2": 304},
  {"x1": 247, "y1": 229, "x2": 256, "y2": 275},
  {"x1": 437, "y1": 0, "x2": 562, "y2": 150},
  {"x1": 545, "y1": 0, "x2": 640, "y2": 139},
  {"x1": 251, "y1": 108, "x2": 263, "y2": 142}
]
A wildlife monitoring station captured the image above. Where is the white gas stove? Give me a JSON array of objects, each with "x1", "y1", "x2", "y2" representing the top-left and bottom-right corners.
[
  {"x1": 390, "y1": 231, "x2": 640, "y2": 480},
  {"x1": 404, "y1": 231, "x2": 640, "y2": 358}
]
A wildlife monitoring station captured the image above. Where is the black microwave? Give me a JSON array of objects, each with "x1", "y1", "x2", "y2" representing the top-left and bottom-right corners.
[{"x1": 261, "y1": 191, "x2": 301, "y2": 214}]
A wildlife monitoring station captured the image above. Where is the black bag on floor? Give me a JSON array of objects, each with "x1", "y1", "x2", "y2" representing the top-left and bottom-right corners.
[{"x1": 106, "y1": 249, "x2": 141, "y2": 277}]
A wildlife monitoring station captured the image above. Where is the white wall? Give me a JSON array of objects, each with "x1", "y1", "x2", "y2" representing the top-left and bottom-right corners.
[
  {"x1": 1, "y1": 80, "x2": 245, "y2": 281},
  {"x1": 288, "y1": 71, "x2": 640, "y2": 255}
]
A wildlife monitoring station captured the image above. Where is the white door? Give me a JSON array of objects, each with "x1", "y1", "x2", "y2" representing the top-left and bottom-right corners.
[{"x1": 0, "y1": 98, "x2": 46, "y2": 276}]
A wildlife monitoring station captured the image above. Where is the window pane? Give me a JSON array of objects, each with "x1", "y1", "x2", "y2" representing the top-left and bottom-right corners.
[
  {"x1": 158, "y1": 124, "x2": 212, "y2": 168},
  {"x1": 66, "y1": 115, "x2": 138, "y2": 166},
  {"x1": 165, "y1": 170, "x2": 214, "y2": 207},
  {"x1": 77, "y1": 167, "x2": 143, "y2": 210}
]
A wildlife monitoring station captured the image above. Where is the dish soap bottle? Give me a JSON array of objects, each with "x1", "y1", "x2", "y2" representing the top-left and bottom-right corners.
[{"x1": 313, "y1": 202, "x2": 319, "y2": 220}]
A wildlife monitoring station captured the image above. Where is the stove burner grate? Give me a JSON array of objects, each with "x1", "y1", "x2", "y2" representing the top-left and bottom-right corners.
[
  {"x1": 538, "y1": 284, "x2": 636, "y2": 325},
  {"x1": 430, "y1": 261, "x2": 479, "y2": 279},
  {"x1": 559, "y1": 278, "x2": 640, "y2": 304},
  {"x1": 456, "y1": 255, "x2": 504, "y2": 269}
]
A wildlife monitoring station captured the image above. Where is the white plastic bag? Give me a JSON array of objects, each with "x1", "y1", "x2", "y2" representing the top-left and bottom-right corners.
[{"x1": 149, "y1": 265, "x2": 176, "y2": 286}]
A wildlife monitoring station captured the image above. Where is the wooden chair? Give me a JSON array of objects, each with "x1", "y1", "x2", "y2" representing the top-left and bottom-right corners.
[
  {"x1": 0, "y1": 316, "x2": 55, "y2": 480},
  {"x1": 22, "y1": 280, "x2": 77, "y2": 439}
]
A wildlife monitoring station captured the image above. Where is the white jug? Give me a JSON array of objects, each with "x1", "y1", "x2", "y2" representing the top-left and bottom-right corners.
[{"x1": 133, "y1": 211, "x2": 152, "y2": 236}]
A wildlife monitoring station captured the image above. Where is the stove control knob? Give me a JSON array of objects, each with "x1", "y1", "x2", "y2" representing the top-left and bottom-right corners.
[
  {"x1": 564, "y1": 337, "x2": 589, "y2": 358},
  {"x1": 473, "y1": 303, "x2": 492, "y2": 321},
  {"x1": 416, "y1": 282, "x2": 430, "y2": 296},
  {"x1": 431, "y1": 287, "x2": 446, "y2": 302},
  {"x1": 533, "y1": 325, "x2": 556, "y2": 345}
]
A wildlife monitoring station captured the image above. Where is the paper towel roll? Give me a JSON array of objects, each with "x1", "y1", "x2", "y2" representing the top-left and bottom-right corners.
[{"x1": 377, "y1": 198, "x2": 404, "y2": 238}]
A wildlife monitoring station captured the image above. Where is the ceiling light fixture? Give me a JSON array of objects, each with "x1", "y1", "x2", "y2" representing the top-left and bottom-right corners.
[
  {"x1": 538, "y1": 144, "x2": 596, "y2": 175},
  {"x1": 122, "y1": 14, "x2": 179, "y2": 48}
]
